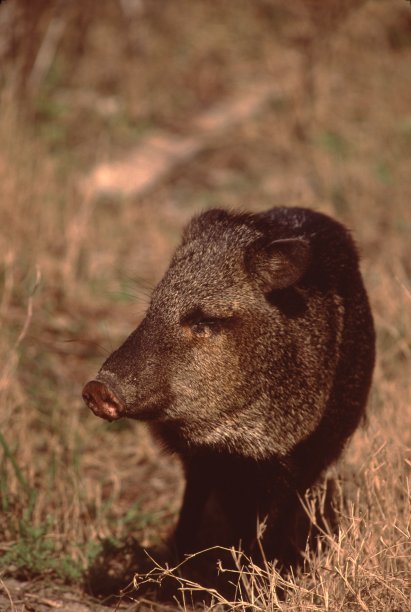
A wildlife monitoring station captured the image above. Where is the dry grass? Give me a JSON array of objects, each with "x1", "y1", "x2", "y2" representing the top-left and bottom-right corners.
[{"x1": 0, "y1": 0, "x2": 410, "y2": 609}]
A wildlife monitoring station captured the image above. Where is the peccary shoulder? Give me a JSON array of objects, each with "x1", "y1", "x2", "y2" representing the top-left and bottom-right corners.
[{"x1": 83, "y1": 206, "x2": 375, "y2": 562}]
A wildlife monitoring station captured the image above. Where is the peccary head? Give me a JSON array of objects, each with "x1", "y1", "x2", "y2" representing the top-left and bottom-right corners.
[{"x1": 83, "y1": 208, "x2": 372, "y2": 463}]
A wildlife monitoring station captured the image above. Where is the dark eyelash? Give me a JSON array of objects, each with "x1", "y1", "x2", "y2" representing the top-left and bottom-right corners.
[
  {"x1": 189, "y1": 319, "x2": 223, "y2": 337},
  {"x1": 182, "y1": 316, "x2": 222, "y2": 329},
  {"x1": 180, "y1": 308, "x2": 237, "y2": 331},
  {"x1": 193, "y1": 318, "x2": 219, "y2": 327}
]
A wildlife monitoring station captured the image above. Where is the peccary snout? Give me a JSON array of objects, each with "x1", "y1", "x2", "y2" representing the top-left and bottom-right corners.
[{"x1": 82, "y1": 379, "x2": 125, "y2": 421}]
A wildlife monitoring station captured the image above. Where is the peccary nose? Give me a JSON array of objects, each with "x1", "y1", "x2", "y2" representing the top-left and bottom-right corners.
[{"x1": 82, "y1": 380, "x2": 125, "y2": 422}]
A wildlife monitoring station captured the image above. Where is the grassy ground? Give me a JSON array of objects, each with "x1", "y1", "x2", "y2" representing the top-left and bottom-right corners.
[{"x1": 0, "y1": 0, "x2": 410, "y2": 609}]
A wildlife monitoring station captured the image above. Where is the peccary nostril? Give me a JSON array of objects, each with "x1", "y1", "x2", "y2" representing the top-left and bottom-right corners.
[{"x1": 82, "y1": 379, "x2": 125, "y2": 422}]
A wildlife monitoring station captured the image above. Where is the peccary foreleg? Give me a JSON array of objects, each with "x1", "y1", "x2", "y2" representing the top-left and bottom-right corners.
[{"x1": 174, "y1": 463, "x2": 212, "y2": 557}]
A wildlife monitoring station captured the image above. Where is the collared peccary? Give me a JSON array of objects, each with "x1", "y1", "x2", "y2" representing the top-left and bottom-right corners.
[{"x1": 83, "y1": 207, "x2": 375, "y2": 563}]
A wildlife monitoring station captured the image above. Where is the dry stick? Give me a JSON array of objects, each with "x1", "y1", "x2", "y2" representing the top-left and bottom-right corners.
[
  {"x1": 79, "y1": 63, "x2": 299, "y2": 201},
  {"x1": 26, "y1": 0, "x2": 67, "y2": 95},
  {"x1": 15, "y1": 266, "x2": 41, "y2": 347},
  {"x1": 395, "y1": 274, "x2": 411, "y2": 302},
  {"x1": 24, "y1": 592, "x2": 64, "y2": 609},
  {"x1": 0, "y1": 250, "x2": 15, "y2": 316},
  {"x1": 0, "y1": 577, "x2": 16, "y2": 612},
  {"x1": 62, "y1": 190, "x2": 95, "y2": 286},
  {"x1": 73, "y1": 67, "x2": 297, "y2": 282}
]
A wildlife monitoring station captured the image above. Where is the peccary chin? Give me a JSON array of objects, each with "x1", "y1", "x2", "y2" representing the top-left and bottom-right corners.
[{"x1": 95, "y1": 208, "x2": 370, "y2": 466}]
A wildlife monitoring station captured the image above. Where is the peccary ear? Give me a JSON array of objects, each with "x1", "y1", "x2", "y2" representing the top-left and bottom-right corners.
[{"x1": 246, "y1": 237, "x2": 310, "y2": 290}]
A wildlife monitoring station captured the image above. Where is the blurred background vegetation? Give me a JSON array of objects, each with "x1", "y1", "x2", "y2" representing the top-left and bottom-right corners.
[{"x1": 0, "y1": 0, "x2": 410, "y2": 608}]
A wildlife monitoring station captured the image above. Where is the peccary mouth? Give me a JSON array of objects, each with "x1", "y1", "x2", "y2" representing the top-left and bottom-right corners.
[{"x1": 128, "y1": 401, "x2": 167, "y2": 421}]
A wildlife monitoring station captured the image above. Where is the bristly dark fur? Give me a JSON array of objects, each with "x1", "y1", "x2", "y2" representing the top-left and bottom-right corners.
[{"x1": 86, "y1": 206, "x2": 375, "y2": 564}]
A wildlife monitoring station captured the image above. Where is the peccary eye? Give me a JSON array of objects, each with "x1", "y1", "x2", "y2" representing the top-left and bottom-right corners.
[
  {"x1": 191, "y1": 319, "x2": 219, "y2": 335},
  {"x1": 181, "y1": 308, "x2": 229, "y2": 337}
]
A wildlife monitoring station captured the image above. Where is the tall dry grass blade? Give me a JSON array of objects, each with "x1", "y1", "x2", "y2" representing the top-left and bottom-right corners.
[{"x1": 0, "y1": 266, "x2": 41, "y2": 393}]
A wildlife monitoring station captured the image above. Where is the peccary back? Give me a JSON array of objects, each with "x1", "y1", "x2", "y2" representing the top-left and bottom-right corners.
[{"x1": 83, "y1": 207, "x2": 375, "y2": 561}]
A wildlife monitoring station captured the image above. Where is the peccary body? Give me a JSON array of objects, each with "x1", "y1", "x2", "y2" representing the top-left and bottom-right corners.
[{"x1": 83, "y1": 207, "x2": 375, "y2": 562}]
